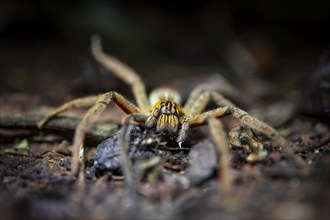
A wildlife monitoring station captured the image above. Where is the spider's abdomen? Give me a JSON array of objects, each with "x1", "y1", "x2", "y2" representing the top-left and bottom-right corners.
[{"x1": 156, "y1": 101, "x2": 180, "y2": 135}]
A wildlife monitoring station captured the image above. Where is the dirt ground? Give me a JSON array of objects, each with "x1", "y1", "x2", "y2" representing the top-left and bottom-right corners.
[{"x1": 1, "y1": 75, "x2": 329, "y2": 220}]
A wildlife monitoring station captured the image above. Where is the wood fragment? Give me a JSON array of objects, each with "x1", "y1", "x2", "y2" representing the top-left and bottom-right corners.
[{"x1": 0, "y1": 114, "x2": 118, "y2": 145}]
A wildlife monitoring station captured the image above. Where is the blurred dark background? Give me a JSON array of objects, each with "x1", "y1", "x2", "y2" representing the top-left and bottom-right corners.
[{"x1": 0, "y1": 0, "x2": 329, "y2": 115}]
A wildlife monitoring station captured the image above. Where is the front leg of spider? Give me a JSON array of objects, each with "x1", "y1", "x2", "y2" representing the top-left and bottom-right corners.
[{"x1": 38, "y1": 91, "x2": 143, "y2": 187}]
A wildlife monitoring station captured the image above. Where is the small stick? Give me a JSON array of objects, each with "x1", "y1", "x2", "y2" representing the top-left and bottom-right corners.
[{"x1": 0, "y1": 114, "x2": 118, "y2": 144}]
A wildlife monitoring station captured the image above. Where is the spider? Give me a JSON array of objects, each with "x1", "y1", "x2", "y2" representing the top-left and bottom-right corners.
[{"x1": 38, "y1": 36, "x2": 288, "y2": 189}]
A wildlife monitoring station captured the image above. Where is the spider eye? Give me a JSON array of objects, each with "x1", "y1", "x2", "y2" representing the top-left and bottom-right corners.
[{"x1": 239, "y1": 135, "x2": 249, "y2": 145}]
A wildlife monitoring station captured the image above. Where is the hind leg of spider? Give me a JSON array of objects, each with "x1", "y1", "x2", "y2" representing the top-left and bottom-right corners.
[
  {"x1": 207, "y1": 117, "x2": 233, "y2": 194},
  {"x1": 209, "y1": 91, "x2": 309, "y2": 171}
]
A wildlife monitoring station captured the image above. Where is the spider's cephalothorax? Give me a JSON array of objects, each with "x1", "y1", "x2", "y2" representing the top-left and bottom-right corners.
[
  {"x1": 38, "y1": 35, "x2": 289, "y2": 190},
  {"x1": 146, "y1": 88, "x2": 184, "y2": 136}
]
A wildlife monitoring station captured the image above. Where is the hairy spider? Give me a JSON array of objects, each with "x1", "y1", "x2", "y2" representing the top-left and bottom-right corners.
[{"x1": 38, "y1": 36, "x2": 288, "y2": 189}]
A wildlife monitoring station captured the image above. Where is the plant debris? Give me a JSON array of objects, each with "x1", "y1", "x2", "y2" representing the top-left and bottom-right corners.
[{"x1": 4, "y1": 138, "x2": 30, "y2": 156}]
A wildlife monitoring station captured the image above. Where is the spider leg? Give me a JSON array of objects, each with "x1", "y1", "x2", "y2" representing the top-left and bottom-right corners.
[
  {"x1": 38, "y1": 92, "x2": 140, "y2": 129},
  {"x1": 209, "y1": 91, "x2": 285, "y2": 145},
  {"x1": 175, "y1": 85, "x2": 231, "y2": 143},
  {"x1": 185, "y1": 89, "x2": 308, "y2": 173},
  {"x1": 91, "y1": 35, "x2": 150, "y2": 112},
  {"x1": 185, "y1": 89, "x2": 287, "y2": 152},
  {"x1": 183, "y1": 89, "x2": 290, "y2": 158},
  {"x1": 184, "y1": 89, "x2": 285, "y2": 145},
  {"x1": 187, "y1": 107, "x2": 233, "y2": 127},
  {"x1": 183, "y1": 86, "x2": 209, "y2": 115},
  {"x1": 176, "y1": 118, "x2": 189, "y2": 147},
  {"x1": 210, "y1": 91, "x2": 309, "y2": 171},
  {"x1": 178, "y1": 109, "x2": 233, "y2": 191},
  {"x1": 38, "y1": 91, "x2": 141, "y2": 184},
  {"x1": 176, "y1": 106, "x2": 232, "y2": 145},
  {"x1": 207, "y1": 117, "x2": 232, "y2": 193},
  {"x1": 120, "y1": 114, "x2": 148, "y2": 189},
  {"x1": 69, "y1": 92, "x2": 140, "y2": 177},
  {"x1": 37, "y1": 96, "x2": 99, "y2": 129},
  {"x1": 183, "y1": 86, "x2": 210, "y2": 117}
]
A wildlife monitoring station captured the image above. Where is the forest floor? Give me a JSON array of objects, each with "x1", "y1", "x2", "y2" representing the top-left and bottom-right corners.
[{"x1": 1, "y1": 71, "x2": 329, "y2": 220}]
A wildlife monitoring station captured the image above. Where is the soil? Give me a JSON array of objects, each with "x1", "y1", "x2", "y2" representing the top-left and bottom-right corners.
[{"x1": 1, "y1": 81, "x2": 329, "y2": 220}]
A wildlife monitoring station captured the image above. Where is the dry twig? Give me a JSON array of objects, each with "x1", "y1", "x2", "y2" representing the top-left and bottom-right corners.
[{"x1": 0, "y1": 114, "x2": 118, "y2": 144}]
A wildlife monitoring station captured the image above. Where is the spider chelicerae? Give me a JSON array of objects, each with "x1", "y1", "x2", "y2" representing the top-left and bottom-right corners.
[{"x1": 38, "y1": 35, "x2": 288, "y2": 189}]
